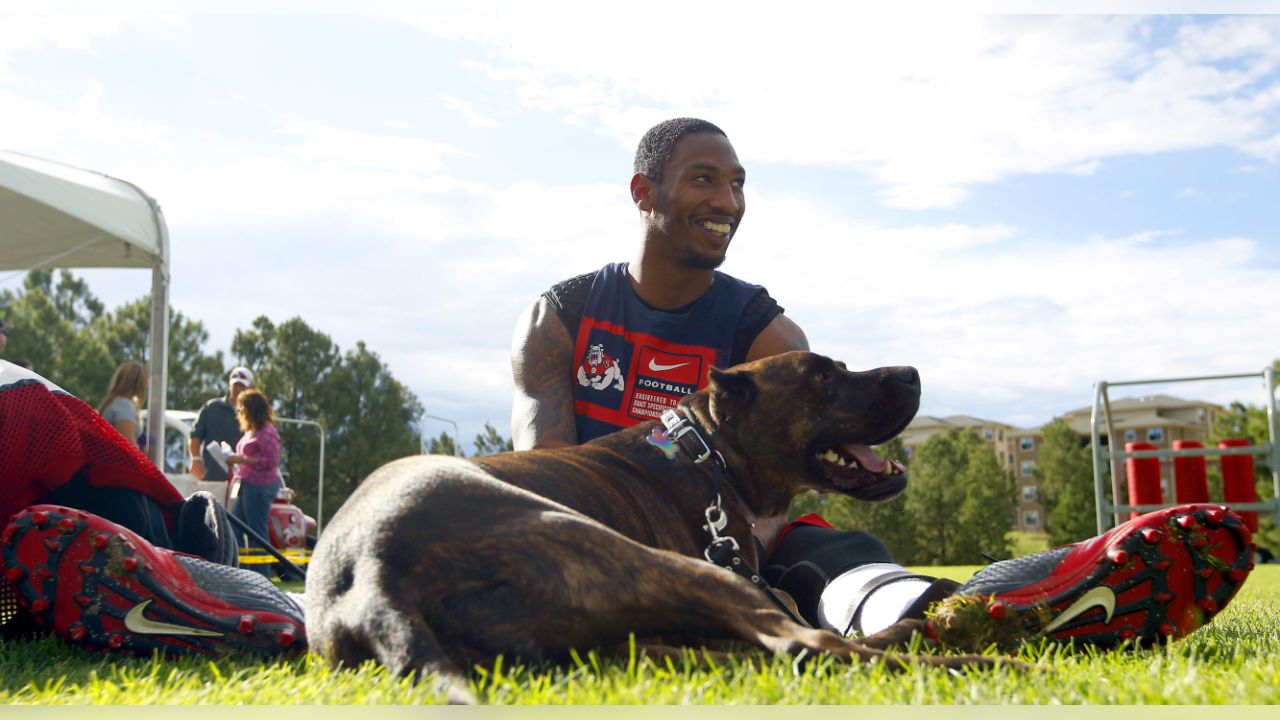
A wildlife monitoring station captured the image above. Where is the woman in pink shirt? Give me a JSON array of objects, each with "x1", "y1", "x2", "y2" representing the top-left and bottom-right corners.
[{"x1": 225, "y1": 388, "x2": 282, "y2": 576}]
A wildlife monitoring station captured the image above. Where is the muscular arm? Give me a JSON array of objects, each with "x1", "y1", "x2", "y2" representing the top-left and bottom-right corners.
[
  {"x1": 510, "y1": 296, "x2": 578, "y2": 450},
  {"x1": 744, "y1": 312, "x2": 809, "y2": 362}
]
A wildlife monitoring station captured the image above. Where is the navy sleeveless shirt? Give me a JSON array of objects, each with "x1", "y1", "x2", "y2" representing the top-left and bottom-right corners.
[{"x1": 545, "y1": 262, "x2": 780, "y2": 443}]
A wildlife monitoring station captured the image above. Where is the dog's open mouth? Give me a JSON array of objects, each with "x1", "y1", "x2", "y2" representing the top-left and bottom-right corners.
[{"x1": 814, "y1": 444, "x2": 907, "y2": 500}]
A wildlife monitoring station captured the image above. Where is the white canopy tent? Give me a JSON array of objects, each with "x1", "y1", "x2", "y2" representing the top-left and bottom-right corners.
[{"x1": 0, "y1": 149, "x2": 170, "y2": 468}]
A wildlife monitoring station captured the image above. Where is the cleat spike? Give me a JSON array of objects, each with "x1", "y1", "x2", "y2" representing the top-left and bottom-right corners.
[
  {"x1": 1204, "y1": 508, "x2": 1225, "y2": 525},
  {"x1": 987, "y1": 601, "x2": 1006, "y2": 619},
  {"x1": 1197, "y1": 567, "x2": 1214, "y2": 580},
  {"x1": 30, "y1": 598, "x2": 49, "y2": 613},
  {"x1": 121, "y1": 557, "x2": 138, "y2": 573},
  {"x1": 1199, "y1": 597, "x2": 1219, "y2": 613},
  {"x1": 1191, "y1": 536, "x2": 1209, "y2": 549},
  {"x1": 43, "y1": 538, "x2": 61, "y2": 552},
  {"x1": 75, "y1": 595, "x2": 92, "y2": 607},
  {"x1": 1227, "y1": 569, "x2": 1248, "y2": 584},
  {"x1": 69, "y1": 624, "x2": 87, "y2": 641},
  {"x1": 4, "y1": 567, "x2": 24, "y2": 582},
  {"x1": 238, "y1": 615, "x2": 257, "y2": 634},
  {"x1": 1, "y1": 526, "x2": 14, "y2": 544},
  {"x1": 78, "y1": 563, "x2": 98, "y2": 575},
  {"x1": 30, "y1": 511, "x2": 48, "y2": 527},
  {"x1": 108, "y1": 634, "x2": 125, "y2": 649},
  {"x1": 278, "y1": 629, "x2": 297, "y2": 647},
  {"x1": 1141, "y1": 528, "x2": 1163, "y2": 544},
  {"x1": 92, "y1": 534, "x2": 109, "y2": 550},
  {"x1": 1155, "y1": 592, "x2": 1175, "y2": 603},
  {"x1": 1176, "y1": 515, "x2": 1197, "y2": 531},
  {"x1": 1120, "y1": 628, "x2": 1137, "y2": 641},
  {"x1": 57, "y1": 518, "x2": 77, "y2": 534},
  {"x1": 1153, "y1": 559, "x2": 1173, "y2": 571},
  {"x1": 1159, "y1": 623, "x2": 1177, "y2": 637},
  {"x1": 1108, "y1": 548, "x2": 1130, "y2": 565}
]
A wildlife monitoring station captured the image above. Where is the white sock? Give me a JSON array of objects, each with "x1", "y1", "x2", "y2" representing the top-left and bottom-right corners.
[
  {"x1": 286, "y1": 591, "x2": 306, "y2": 615},
  {"x1": 815, "y1": 563, "x2": 931, "y2": 637}
]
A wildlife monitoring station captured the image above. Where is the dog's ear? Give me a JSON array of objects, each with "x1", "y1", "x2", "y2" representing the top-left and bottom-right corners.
[{"x1": 708, "y1": 366, "x2": 756, "y2": 425}]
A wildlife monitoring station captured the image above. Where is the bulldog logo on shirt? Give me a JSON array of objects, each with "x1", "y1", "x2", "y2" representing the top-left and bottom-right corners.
[{"x1": 577, "y1": 343, "x2": 625, "y2": 392}]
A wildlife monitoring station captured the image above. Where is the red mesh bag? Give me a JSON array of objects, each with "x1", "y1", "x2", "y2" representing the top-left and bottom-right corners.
[{"x1": 0, "y1": 377, "x2": 182, "y2": 526}]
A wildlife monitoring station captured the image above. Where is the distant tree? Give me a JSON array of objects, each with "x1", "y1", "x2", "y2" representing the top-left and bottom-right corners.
[
  {"x1": 906, "y1": 428, "x2": 1013, "y2": 565},
  {"x1": 0, "y1": 271, "x2": 111, "y2": 399},
  {"x1": 92, "y1": 296, "x2": 225, "y2": 410},
  {"x1": 428, "y1": 431, "x2": 462, "y2": 457},
  {"x1": 1210, "y1": 364, "x2": 1279, "y2": 556},
  {"x1": 1035, "y1": 418, "x2": 1097, "y2": 545},
  {"x1": 473, "y1": 422, "x2": 514, "y2": 456},
  {"x1": 789, "y1": 437, "x2": 920, "y2": 563},
  {"x1": 322, "y1": 341, "x2": 422, "y2": 514}
]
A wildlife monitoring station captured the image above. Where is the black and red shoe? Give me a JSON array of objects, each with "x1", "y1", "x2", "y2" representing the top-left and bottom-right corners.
[
  {"x1": 1, "y1": 505, "x2": 305, "y2": 657},
  {"x1": 926, "y1": 504, "x2": 1253, "y2": 651}
]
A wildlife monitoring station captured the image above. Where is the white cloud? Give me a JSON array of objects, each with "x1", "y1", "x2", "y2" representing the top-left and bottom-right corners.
[{"x1": 398, "y1": 11, "x2": 1280, "y2": 209}]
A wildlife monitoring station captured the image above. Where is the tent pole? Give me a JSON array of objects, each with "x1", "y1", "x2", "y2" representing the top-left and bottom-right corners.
[{"x1": 146, "y1": 200, "x2": 170, "y2": 469}]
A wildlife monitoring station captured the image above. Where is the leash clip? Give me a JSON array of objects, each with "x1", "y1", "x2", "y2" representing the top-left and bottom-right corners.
[
  {"x1": 703, "y1": 500, "x2": 728, "y2": 537},
  {"x1": 704, "y1": 535, "x2": 740, "y2": 563}
]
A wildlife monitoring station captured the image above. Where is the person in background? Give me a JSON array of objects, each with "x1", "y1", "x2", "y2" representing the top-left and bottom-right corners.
[
  {"x1": 0, "y1": 319, "x2": 8, "y2": 355},
  {"x1": 96, "y1": 361, "x2": 148, "y2": 447},
  {"x1": 225, "y1": 387, "x2": 283, "y2": 577},
  {"x1": 189, "y1": 366, "x2": 252, "y2": 482}
]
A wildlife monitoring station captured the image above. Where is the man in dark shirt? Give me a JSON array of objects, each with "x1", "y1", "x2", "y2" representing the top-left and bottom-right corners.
[{"x1": 189, "y1": 366, "x2": 253, "y2": 482}]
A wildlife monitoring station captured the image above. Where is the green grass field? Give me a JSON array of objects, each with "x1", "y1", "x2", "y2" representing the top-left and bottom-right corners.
[{"x1": 2, "y1": 566, "x2": 1278, "y2": 705}]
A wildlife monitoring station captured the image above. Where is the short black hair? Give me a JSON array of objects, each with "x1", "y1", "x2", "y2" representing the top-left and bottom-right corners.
[{"x1": 633, "y1": 118, "x2": 728, "y2": 183}]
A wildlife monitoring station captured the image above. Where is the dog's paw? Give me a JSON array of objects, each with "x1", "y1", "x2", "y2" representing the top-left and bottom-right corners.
[{"x1": 854, "y1": 618, "x2": 928, "y2": 650}]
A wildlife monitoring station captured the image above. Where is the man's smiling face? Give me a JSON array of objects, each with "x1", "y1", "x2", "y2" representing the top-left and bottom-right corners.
[{"x1": 645, "y1": 132, "x2": 746, "y2": 270}]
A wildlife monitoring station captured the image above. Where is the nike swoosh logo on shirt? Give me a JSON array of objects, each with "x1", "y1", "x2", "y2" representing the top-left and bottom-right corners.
[
  {"x1": 1041, "y1": 586, "x2": 1117, "y2": 634},
  {"x1": 123, "y1": 599, "x2": 224, "y2": 637},
  {"x1": 648, "y1": 359, "x2": 690, "y2": 372}
]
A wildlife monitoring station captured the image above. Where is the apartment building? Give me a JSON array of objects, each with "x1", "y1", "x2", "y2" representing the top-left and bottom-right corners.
[
  {"x1": 900, "y1": 395, "x2": 1223, "y2": 533},
  {"x1": 898, "y1": 415, "x2": 1021, "y2": 472}
]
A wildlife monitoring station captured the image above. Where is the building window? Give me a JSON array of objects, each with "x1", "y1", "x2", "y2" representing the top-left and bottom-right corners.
[
  {"x1": 998, "y1": 431, "x2": 1004, "y2": 441},
  {"x1": 1148, "y1": 427, "x2": 1164, "y2": 442},
  {"x1": 1124, "y1": 429, "x2": 1136, "y2": 442},
  {"x1": 1021, "y1": 485, "x2": 1037, "y2": 502},
  {"x1": 1024, "y1": 511, "x2": 1040, "y2": 528},
  {"x1": 984, "y1": 428, "x2": 993, "y2": 440},
  {"x1": 1197, "y1": 408, "x2": 1206, "y2": 422},
  {"x1": 1019, "y1": 437, "x2": 1034, "y2": 451},
  {"x1": 1021, "y1": 460, "x2": 1035, "y2": 476}
]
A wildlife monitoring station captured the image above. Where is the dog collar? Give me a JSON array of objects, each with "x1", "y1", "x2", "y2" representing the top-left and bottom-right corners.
[{"x1": 659, "y1": 407, "x2": 725, "y2": 467}]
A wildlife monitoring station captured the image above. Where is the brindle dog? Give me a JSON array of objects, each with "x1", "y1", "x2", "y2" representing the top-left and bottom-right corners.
[{"x1": 306, "y1": 351, "x2": 1009, "y2": 703}]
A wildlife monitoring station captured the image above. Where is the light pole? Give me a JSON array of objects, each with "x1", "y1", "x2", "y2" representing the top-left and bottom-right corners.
[{"x1": 420, "y1": 412, "x2": 462, "y2": 457}]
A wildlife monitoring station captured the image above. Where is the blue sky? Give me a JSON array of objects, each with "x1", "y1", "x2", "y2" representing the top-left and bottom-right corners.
[{"x1": 2, "y1": 4, "x2": 1278, "y2": 450}]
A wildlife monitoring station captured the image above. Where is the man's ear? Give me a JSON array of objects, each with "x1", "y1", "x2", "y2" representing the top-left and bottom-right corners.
[
  {"x1": 708, "y1": 366, "x2": 756, "y2": 426},
  {"x1": 631, "y1": 173, "x2": 654, "y2": 212}
]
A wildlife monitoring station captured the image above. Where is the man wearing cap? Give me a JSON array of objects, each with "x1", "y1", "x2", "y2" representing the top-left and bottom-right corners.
[{"x1": 189, "y1": 366, "x2": 254, "y2": 483}]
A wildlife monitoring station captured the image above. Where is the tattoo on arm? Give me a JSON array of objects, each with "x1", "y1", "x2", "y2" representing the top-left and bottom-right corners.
[{"x1": 511, "y1": 297, "x2": 577, "y2": 450}]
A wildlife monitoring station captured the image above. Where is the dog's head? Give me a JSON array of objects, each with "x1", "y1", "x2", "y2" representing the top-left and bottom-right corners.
[{"x1": 701, "y1": 351, "x2": 919, "y2": 502}]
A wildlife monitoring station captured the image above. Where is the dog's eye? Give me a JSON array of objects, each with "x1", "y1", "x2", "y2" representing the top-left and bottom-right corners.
[{"x1": 813, "y1": 371, "x2": 827, "y2": 383}]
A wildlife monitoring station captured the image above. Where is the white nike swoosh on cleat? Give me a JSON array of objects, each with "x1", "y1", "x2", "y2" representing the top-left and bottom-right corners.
[
  {"x1": 1041, "y1": 585, "x2": 1117, "y2": 634},
  {"x1": 648, "y1": 359, "x2": 690, "y2": 372},
  {"x1": 123, "y1": 599, "x2": 224, "y2": 637}
]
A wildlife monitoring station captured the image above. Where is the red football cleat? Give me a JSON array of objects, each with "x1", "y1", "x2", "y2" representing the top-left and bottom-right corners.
[
  {"x1": 1, "y1": 505, "x2": 305, "y2": 657},
  {"x1": 927, "y1": 504, "x2": 1252, "y2": 650}
]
